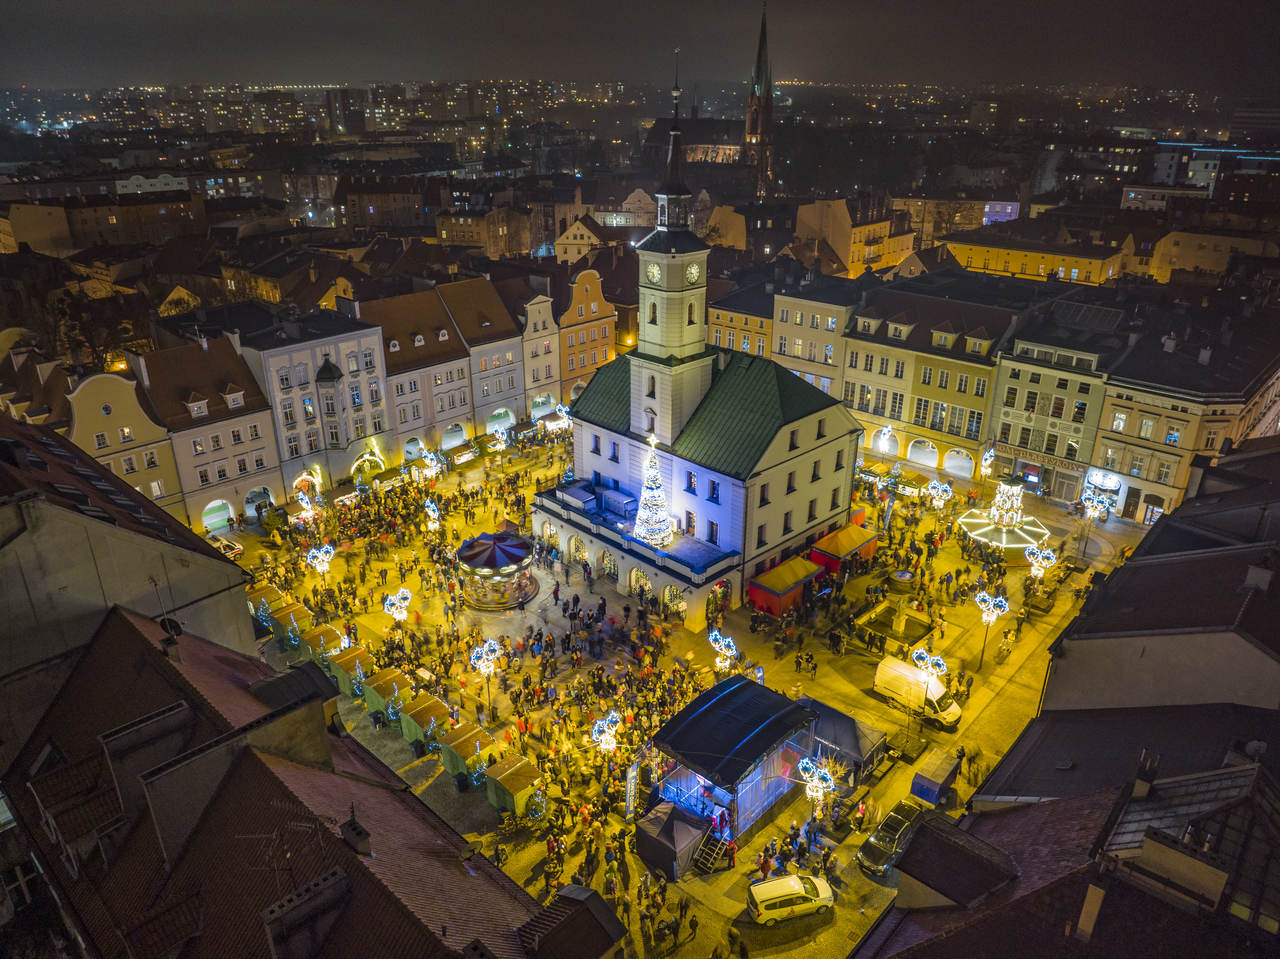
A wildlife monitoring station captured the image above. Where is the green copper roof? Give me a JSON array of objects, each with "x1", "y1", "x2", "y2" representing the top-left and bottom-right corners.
[
  {"x1": 673, "y1": 353, "x2": 849, "y2": 480},
  {"x1": 571, "y1": 351, "x2": 857, "y2": 481},
  {"x1": 315, "y1": 358, "x2": 345, "y2": 383},
  {"x1": 569, "y1": 354, "x2": 632, "y2": 434}
]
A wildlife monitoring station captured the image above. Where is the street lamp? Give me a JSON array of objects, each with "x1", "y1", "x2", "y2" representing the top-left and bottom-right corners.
[
  {"x1": 1024, "y1": 544, "x2": 1057, "y2": 579},
  {"x1": 798, "y1": 757, "x2": 836, "y2": 817},
  {"x1": 708, "y1": 628, "x2": 738, "y2": 672},
  {"x1": 1079, "y1": 489, "x2": 1108, "y2": 560},
  {"x1": 383, "y1": 587, "x2": 412, "y2": 624},
  {"x1": 306, "y1": 543, "x2": 334, "y2": 581},
  {"x1": 973, "y1": 590, "x2": 1008, "y2": 672},
  {"x1": 591, "y1": 711, "x2": 621, "y2": 753},
  {"x1": 470, "y1": 638, "x2": 501, "y2": 720}
]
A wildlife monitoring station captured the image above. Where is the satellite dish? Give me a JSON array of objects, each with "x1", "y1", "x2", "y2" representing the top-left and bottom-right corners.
[{"x1": 159, "y1": 617, "x2": 183, "y2": 638}]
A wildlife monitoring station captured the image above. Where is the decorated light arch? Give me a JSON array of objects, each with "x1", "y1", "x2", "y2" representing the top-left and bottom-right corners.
[
  {"x1": 1025, "y1": 544, "x2": 1057, "y2": 578},
  {"x1": 306, "y1": 543, "x2": 334, "y2": 577},
  {"x1": 707, "y1": 628, "x2": 738, "y2": 671}
]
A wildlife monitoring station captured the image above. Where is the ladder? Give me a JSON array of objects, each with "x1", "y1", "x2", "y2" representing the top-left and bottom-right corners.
[{"x1": 692, "y1": 830, "x2": 728, "y2": 873}]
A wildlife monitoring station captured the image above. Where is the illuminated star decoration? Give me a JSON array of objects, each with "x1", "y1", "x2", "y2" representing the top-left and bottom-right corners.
[
  {"x1": 469, "y1": 638, "x2": 501, "y2": 677},
  {"x1": 911, "y1": 646, "x2": 948, "y2": 677},
  {"x1": 708, "y1": 628, "x2": 738, "y2": 671},
  {"x1": 926, "y1": 479, "x2": 953, "y2": 511},
  {"x1": 383, "y1": 587, "x2": 412, "y2": 622},
  {"x1": 555, "y1": 402, "x2": 572, "y2": 422},
  {"x1": 797, "y1": 757, "x2": 836, "y2": 806},
  {"x1": 591, "y1": 711, "x2": 622, "y2": 752},
  {"x1": 1024, "y1": 544, "x2": 1057, "y2": 578},
  {"x1": 1081, "y1": 488, "x2": 1108, "y2": 519},
  {"x1": 974, "y1": 591, "x2": 1010, "y2": 625},
  {"x1": 980, "y1": 447, "x2": 995, "y2": 478},
  {"x1": 306, "y1": 543, "x2": 334, "y2": 576}
]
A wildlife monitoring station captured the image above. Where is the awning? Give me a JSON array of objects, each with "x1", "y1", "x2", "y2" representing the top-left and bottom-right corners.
[
  {"x1": 811, "y1": 524, "x2": 878, "y2": 562},
  {"x1": 749, "y1": 556, "x2": 823, "y2": 597},
  {"x1": 1143, "y1": 492, "x2": 1165, "y2": 506}
]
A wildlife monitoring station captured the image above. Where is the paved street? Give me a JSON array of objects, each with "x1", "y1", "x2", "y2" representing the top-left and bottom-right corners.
[{"x1": 226, "y1": 444, "x2": 1147, "y2": 958}]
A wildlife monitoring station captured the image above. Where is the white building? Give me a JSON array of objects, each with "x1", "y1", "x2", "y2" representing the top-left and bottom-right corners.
[
  {"x1": 354, "y1": 289, "x2": 474, "y2": 459},
  {"x1": 232, "y1": 308, "x2": 388, "y2": 499},
  {"x1": 499, "y1": 277, "x2": 561, "y2": 421},
  {"x1": 532, "y1": 113, "x2": 862, "y2": 630},
  {"x1": 437, "y1": 278, "x2": 528, "y2": 438}
]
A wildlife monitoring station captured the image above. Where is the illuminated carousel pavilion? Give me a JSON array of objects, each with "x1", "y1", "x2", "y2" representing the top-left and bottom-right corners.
[
  {"x1": 456, "y1": 532, "x2": 539, "y2": 610},
  {"x1": 957, "y1": 483, "x2": 1051, "y2": 551}
]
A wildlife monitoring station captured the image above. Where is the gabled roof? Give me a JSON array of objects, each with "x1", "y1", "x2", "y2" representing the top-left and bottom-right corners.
[
  {"x1": 0, "y1": 416, "x2": 225, "y2": 560},
  {"x1": 136, "y1": 336, "x2": 270, "y2": 431},
  {"x1": 354, "y1": 289, "x2": 468, "y2": 375},
  {"x1": 673, "y1": 353, "x2": 854, "y2": 480},
  {"x1": 436, "y1": 276, "x2": 522, "y2": 347}
]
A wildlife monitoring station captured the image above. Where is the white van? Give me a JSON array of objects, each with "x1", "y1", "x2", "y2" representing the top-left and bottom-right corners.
[
  {"x1": 873, "y1": 657, "x2": 962, "y2": 731},
  {"x1": 746, "y1": 874, "x2": 834, "y2": 926}
]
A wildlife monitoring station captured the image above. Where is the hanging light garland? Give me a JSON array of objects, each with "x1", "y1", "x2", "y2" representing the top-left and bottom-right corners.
[
  {"x1": 383, "y1": 587, "x2": 412, "y2": 622},
  {"x1": 707, "y1": 628, "x2": 738, "y2": 671},
  {"x1": 470, "y1": 638, "x2": 501, "y2": 677},
  {"x1": 1024, "y1": 544, "x2": 1057, "y2": 578},
  {"x1": 591, "y1": 711, "x2": 622, "y2": 752},
  {"x1": 911, "y1": 646, "x2": 948, "y2": 677},
  {"x1": 926, "y1": 479, "x2": 953, "y2": 511},
  {"x1": 306, "y1": 543, "x2": 334, "y2": 576},
  {"x1": 974, "y1": 590, "x2": 1009, "y2": 625}
]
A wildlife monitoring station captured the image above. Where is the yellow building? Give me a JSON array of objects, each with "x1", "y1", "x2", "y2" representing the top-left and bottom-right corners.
[
  {"x1": 795, "y1": 199, "x2": 915, "y2": 274},
  {"x1": 942, "y1": 230, "x2": 1130, "y2": 285},
  {"x1": 1148, "y1": 230, "x2": 1279, "y2": 284},
  {"x1": 64, "y1": 372, "x2": 188, "y2": 523},
  {"x1": 558, "y1": 269, "x2": 617, "y2": 401},
  {"x1": 708, "y1": 284, "x2": 775, "y2": 359}
]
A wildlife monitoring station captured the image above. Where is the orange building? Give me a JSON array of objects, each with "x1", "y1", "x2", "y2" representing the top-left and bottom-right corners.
[{"x1": 557, "y1": 268, "x2": 617, "y2": 402}]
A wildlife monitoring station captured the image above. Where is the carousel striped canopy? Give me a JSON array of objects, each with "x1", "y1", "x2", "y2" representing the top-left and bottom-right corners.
[{"x1": 455, "y1": 532, "x2": 533, "y2": 571}]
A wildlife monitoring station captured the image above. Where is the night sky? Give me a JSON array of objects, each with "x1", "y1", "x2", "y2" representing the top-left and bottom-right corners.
[{"x1": 4, "y1": 0, "x2": 1278, "y2": 94}]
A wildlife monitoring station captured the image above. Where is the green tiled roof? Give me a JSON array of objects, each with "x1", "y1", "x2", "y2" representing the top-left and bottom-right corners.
[
  {"x1": 569, "y1": 354, "x2": 632, "y2": 434},
  {"x1": 571, "y1": 352, "x2": 857, "y2": 481},
  {"x1": 315, "y1": 358, "x2": 344, "y2": 383},
  {"x1": 674, "y1": 353, "x2": 850, "y2": 479}
]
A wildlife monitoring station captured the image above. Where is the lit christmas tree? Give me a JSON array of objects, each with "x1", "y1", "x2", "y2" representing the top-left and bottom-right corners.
[{"x1": 633, "y1": 435, "x2": 674, "y2": 548}]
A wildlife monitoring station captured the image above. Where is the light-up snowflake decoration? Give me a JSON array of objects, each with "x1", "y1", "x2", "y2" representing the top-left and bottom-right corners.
[
  {"x1": 911, "y1": 646, "x2": 948, "y2": 676},
  {"x1": 591, "y1": 711, "x2": 621, "y2": 752},
  {"x1": 974, "y1": 590, "x2": 1009, "y2": 625},
  {"x1": 424, "y1": 498, "x2": 441, "y2": 531},
  {"x1": 306, "y1": 543, "x2": 334, "y2": 576},
  {"x1": 383, "y1": 587, "x2": 412, "y2": 622},
  {"x1": 798, "y1": 757, "x2": 836, "y2": 806},
  {"x1": 926, "y1": 479, "x2": 953, "y2": 511},
  {"x1": 1081, "y1": 488, "x2": 1108, "y2": 519},
  {"x1": 875, "y1": 424, "x2": 894, "y2": 453},
  {"x1": 470, "y1": 638, "x2": 501, "y2": 677},
  {"x1": 980, "y1": 447, "x2": 995, "y2": 478},
  {"x1": 708, "y1": 628, "x2": 738, "y2": 671},
  {"x1": 490, "y1": 427, "x2": 509, "y2": 451},
  {"x1": 1025, "y1": 544, "x2": 1057, "y2": 578}
]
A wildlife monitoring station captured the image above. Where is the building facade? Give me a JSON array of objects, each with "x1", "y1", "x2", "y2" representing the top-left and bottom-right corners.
[{"x1": 558, "y1": 268, "x2": 617, "y2": 402}]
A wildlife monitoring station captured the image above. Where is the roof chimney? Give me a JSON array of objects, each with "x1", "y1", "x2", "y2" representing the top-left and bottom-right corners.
[
  {"x1": 1197, "y1": 346, "x2": 1212, "y2": 366},
  {"x1": 1132, "y1": 747, "x2": 1160, "y2": 800},
  {"x1": 1161, "y1": 333, "x2": 1177, "y2": 352},
  {"x1": 198, "y1": 334, "x2": 208, "y2": 352},
  {"x1": 340, "y1": 806, "x2": 371, "y2": 856},
  {"x1": 159, "y1": 635, "x2": 182, "y2": 663}
]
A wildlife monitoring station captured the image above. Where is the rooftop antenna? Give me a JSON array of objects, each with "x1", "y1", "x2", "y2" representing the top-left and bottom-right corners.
[{"x1": 672, "y1": 47, "x2": 682, "y2": 118}]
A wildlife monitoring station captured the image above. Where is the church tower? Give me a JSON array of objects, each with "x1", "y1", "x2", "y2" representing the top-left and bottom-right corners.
[
  {"x1": 744, "y1": 2, "x2": 773, "y2": 199},
  {"x1": 630, "y1": 68, "x2": 714, "y2": 447}
]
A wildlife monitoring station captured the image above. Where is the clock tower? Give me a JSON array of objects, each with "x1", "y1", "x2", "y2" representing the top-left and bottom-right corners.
[{"x1": 630, "y1": 76, "x2": 714, "y2": 446}]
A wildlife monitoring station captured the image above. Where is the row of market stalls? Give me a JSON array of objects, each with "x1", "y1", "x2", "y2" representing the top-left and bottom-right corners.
[
  {"x1": 245, "y1": 582, "x2": 544, "y2": 819},
  {"x1": 746, "y1": 514, "x2": 879, "y2": 617}
]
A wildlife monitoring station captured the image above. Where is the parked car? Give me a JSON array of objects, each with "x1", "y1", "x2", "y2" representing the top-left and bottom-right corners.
[
  {"x1": 746, "y1": 875, "x2": 834, "y2": 926},
  {"x1": 207, "y1": 534, "x2": 243, "y2": 559},
  {"x1": 856, "y1": 798, "x2": 924, "y2": 875}
]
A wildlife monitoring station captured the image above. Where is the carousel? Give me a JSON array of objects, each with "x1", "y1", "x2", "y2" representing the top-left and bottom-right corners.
[
  {"x1": 456, "y1": 532, "x2": 539, "y2": 610},
  {"x1": 956, "y1": 482, "x2": 1052, "y2": 551}
]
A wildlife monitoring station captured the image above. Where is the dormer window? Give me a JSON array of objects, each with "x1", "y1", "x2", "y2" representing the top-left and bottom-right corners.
[
  {"x1": 861, "y1": 320, "x2": 871, "y2": 333},
  {"x1": 389, "y1": 339, "x2": 401, "y2": 353},
  {"x1": 187, "y1": 399, "x2": 208, "y2": 418},
  {"x1": 223, "y1": 390, "x2": 244, "y2": 409},
  {"x1": 890, "y1": 325, "x2": 904, "y2": 339}
]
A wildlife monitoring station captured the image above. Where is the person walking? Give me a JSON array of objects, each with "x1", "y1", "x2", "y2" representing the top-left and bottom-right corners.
[{"x1": 687, "y1": 913, "x2": 699, "y2": 943}]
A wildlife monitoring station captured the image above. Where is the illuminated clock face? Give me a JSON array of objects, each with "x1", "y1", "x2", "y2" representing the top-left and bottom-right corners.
[
  {"x1": 685, "y1": 263, "x2": 701, "y2": 284},
  {"x1": 646, "y1": 263, "x2": 661, "y2": 284}
]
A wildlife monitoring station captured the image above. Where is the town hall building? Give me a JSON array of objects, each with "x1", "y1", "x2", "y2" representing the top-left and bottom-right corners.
[{"x1": 533, "y1": 95, "x2": 861, "y2": 631}]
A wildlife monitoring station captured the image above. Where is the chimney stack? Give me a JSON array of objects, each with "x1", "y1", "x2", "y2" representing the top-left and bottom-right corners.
[
  {"x1": 340, "y1": 806, "x2": 371, "y2": 856},
  {"x1": 1132, "y1": 747, "x2": 1160, "y2": 800},
  {"x1": 159, "y1": 635, "x2": 182, "y2": 663},
  {"x1": 1244, "y1": 557, "x2": 1274, "y2": 594}
]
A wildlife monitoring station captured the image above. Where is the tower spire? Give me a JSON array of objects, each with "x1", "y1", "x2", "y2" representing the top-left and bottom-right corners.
[
  {"x1": 659, "y1": 46, "x2": 688, "y2": 214},
  {"x1": 752, "y1": 2, "x2": 770, "y2": 98},
  {"x1": 745, "y1": 1, "x2": 773, "y2": 199}
]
